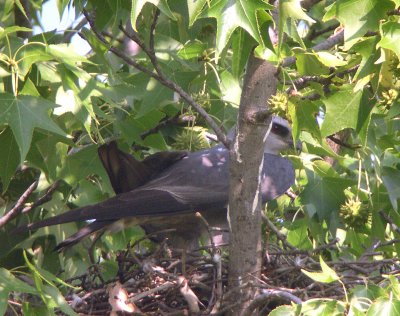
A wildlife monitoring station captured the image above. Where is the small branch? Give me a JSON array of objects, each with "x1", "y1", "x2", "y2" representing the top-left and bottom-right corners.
[
  {"x1": 387, "y1": 8, "x2": 400, "y2": 16},
  {"x1": 267, "y1": 238, "x2": 339, "y2": 256},
  {"x1": 195, "y1": 212, "x2": 217, "y2": 253},
  {"x1": 306, "y1": 22, "x2": 340, "y2": 42},
  {"x1": 62, "y1": 17, "x2": 88, "y2": 43},
  {"x1": 149, "y1": 9, "x2": 160, "y2": 54},
  {"x1": 281, "y1": 29, "x2": 344, "y2": 67},
  {"x1": 262, "y1": 214, "x2": 296, "y2": 250},
  {"x1": 22, "y1": 180, "x2": 60, "y2": 213},
  {"x1": 286, "y1": 65, "x2": 359, "y2": 95},
  {"x1": 327, "y1": 135, "x2": 361, "y2": 150},
  {"x1": 0, "y1": 180, "x2": 38, "y2": 228},
  {"x1": 379, "y1": 210, "x2": 400, "y2": 235},
  {"x1": 82, "y1": 9, "x2": 229, "y2": 148},
  {"x1": 242, "y1": 289, "x2": 302, "y2": 316}
]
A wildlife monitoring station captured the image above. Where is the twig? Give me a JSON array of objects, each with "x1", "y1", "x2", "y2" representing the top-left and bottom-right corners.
[
  {"x1": 22, "y1": 180, "x2": 60, "y2": 213},
  {"x1": 62, "y1": 17, "x2": 88, "y2": 43},
  {"x1": 129, "y1": 281, "x2": 175, "y2": 303},
  {"x1": 149, "y1": 9, "x2": 160, "y2": 54},
  {"x1": 327, "y1": 135, "x2": 361, "y2": 150},
  {"x1": 195, "y1": 212, "x2": 217, "y2": 253},
  {"x1": 387, "y1": 8, "x2": 400, "y2": 16},
  {"x1": 242, "y1": 289, "x2": 302, "y2": 316},
  {"x1": 262, "y1": 214, "x2": 296, "y2": 250},
  {"x1": 81, "y1": 9, "x2": 229, "y2": 148},
  {"x1": 281, "y1": 29, "x2": 344, "y2": 67},
  {"x1": 0, "y1": 180, "x2": 38, "y2": 228},
  {"x1": 306, "y1": 22, "x2": 340, "y2": 41},
  {"x1": 379, "y1": 210, "x2": 400, "y2": 235}
]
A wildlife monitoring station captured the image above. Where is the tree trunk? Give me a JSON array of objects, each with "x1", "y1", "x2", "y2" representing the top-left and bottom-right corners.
[{"x1": 227, "y1": 55, "x2": 278, "y2": 315}]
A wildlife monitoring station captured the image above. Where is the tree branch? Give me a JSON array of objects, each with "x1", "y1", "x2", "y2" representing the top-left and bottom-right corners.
[{"x1": 81, "y1": 9, "x2": 229, "y2": 148}]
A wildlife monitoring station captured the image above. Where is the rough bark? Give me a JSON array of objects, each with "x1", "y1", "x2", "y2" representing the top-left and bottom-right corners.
[{"x1": 227, "y1": 55, "x2": 278, "y2": 315}]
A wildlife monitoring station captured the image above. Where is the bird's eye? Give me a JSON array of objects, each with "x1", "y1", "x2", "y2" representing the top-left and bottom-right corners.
[{"x1": 271, "y1": 123, "x2": 289, "y2": 137}]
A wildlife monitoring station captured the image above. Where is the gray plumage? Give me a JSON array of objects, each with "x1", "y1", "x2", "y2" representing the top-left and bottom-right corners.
[{"x1": 17, "y1": 116, "x2": 298, "y2": 250}]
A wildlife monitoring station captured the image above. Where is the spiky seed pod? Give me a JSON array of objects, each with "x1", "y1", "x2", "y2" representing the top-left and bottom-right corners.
[{"x1": 339, "y1": 197, "x2": 370, "y2": 228}]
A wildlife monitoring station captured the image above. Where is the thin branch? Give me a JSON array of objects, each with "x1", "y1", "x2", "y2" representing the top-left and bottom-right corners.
[
  {"x1": 0, "y1": 180, "x2": 38, "y2": 228},
  {"x1": 327, "y1": 135, "x2": 361, "y2": 150},
  {"x1": 81, "y1": 9, "x2": 229, "y2": 147},
  {"x1": 149, "y1": 9, "x2": 160, "y2": 54},
  {"x1": 242, "y1": 289, "x2": 302, "y2": 316},
  {"x1": 379, "y1": 210, "x2": 400, "y2": 235},
  {"x1": 262, "y1": 214, "x2": 296, "y2": 250},
  {"x1": 62, "y1": 17, "x2": 88, "y2": 43},
  {"x1": 306, "y1": 22, "x2": 340, "y2": 42},
  {"x1": 281, "y1": 29, "x2": 344, "y2": 67}
]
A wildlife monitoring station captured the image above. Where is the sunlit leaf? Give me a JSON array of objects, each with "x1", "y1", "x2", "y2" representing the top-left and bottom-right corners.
[
  {"x1": 323, "y1": 0, "x2": 394, "y2": 49},
  {"x1": 131, "y1": 0, "x2": 176, "y2": 31},
  {"x1": 201, "y1": 0, "x2": 273, "y2": 53}
]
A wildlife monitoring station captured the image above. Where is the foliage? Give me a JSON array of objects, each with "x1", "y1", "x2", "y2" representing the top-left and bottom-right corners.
[{"x1": 0, "y1": 0, "x2": 400, "y2": 314}]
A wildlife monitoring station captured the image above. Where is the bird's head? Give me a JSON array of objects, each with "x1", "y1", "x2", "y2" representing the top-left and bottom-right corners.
[{"x1": 265, "y1": 116, "x2": 302, "y2": 155}]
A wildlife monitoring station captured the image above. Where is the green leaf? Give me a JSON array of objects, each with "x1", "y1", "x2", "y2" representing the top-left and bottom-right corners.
[
  {"x1": 0, "y1": 128, "x2": 19, "y2": 192},
  {"x1": 279, "y1": 0, "x2": 315, "y2": 24},
  {"x1": 177, "y1": 40, "x2": 206, "y2": 60},
  {"x1": 0, "y1": 93, "x2": 69, "y2": 164},
  {"x1": 287, "y1": 219, "x2": 313, "y2": 249},
  {"x1": 352, "y1": 37, "x2": 380, "y2": 83},
  {"x1": 320, "y1": 86, "x2": 373, "y2": 137},
  {"x1": 187, "y1": 0, "x2": 207, "y2": 26},
  {"x1": 0, "y1": 268, "x2": 38, "y2": 294},
  {"x1": 269, "y1": 305, "x2": 296, "y2": 316},
  {"x1": 296, "y1": 298, "x2": 346, "y2": 316},
  {"x1": 43, "y1": 285, "x2": 78, "y2": 316},
  {"x1": 295, "y1": 52, "x2": 330, "y2": 75},
  {"x1": 324, "y1": 0, "x2": 394, "y2": 49},
  {"x1": 0, "y1": 288, "x2": 8, "y2": 316},
  {"x1": 278, "y1": 0, "x2": 315, "y2": 54},
  {"x1": 288, "y1": 99, "x2": 321, "y2": 141},
  {"x1": 315, "y1": 52, "x2": 347, "y2": 67},
  {"x1": 59, "y1": 145, "x2": 105, "y2": 186},
  {"x1": 378, "y1": 22, "x2": 400, "y2": 60},
  {"x1": 300, "y1": 172, "x2": 354, "y2": 220},
  {"x1": 0, "y1": 25, "x2": 32, "y2": 40},
  {"x1": 220, "y1": 70, "x2": 241, "y2": 106},
  {"x1": 367, "y1": 298, "x2": 400, "y2": 316},
  {"x1": 137, "y1": 78, "x2": 175, "y2": 117},
  {"x1": 302, "y1": 256, "x2": 340, "y2": 283},
  {"x1": 231, "y1": 28, "x2": 256, "y2": 79},
  {"x1": 201, "y1": 0, "x2": 273, "y2": 53},
  {"x1": 382, "y1": 167, "x2": 400, "y2": 211},
  {"x1": 131, "y1": 0, "x2": 176, "y2": 31}
]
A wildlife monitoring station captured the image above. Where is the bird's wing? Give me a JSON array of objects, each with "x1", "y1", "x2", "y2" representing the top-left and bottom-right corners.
[
  {"x1": 18, "y1": 150, "x2": 294, "y2": 233},
  {"x1": 98, "y1": 141, "x2": 188, "y2": 194}
]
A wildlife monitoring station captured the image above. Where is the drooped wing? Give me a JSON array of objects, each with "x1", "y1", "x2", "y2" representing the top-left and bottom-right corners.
[
  {"x1": 18, "y1": 150, "x2": 294, "y2": 232},
  {"x1": 98, "y1": 141, "x2": 188, "y2": 194}
]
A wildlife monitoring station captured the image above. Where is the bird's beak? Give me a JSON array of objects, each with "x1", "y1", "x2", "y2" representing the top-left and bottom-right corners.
[
  {"x1": 295, "y1": 140, "x2": 302, "y2": 153},
  {"x1": 287, "y1": 138, "x2": 302, "y2": 154}
]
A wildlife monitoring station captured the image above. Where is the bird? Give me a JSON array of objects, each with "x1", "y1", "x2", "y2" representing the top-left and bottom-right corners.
[{"x1": 16, "y1": 116, "x2": 299, "y2": 251}]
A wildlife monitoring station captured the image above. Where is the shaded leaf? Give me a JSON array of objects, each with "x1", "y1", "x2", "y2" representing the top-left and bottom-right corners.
[
  {"x1": 382, "y1": 167, "x2": 400, "y2": 211},
  {"x1": 300, "y1": 171, "x2": 354, "y2": 220},
  {"x1": 0, "y1": 93, "x2": 69, "y2": 164},
  {"x1": 0, "y1": 128, "x2": 19, "y2": 192}
]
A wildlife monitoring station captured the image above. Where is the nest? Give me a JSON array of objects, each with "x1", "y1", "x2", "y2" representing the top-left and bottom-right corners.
[{"x1": 50, "y1": 236, "x2": 400, "y2": 315}]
